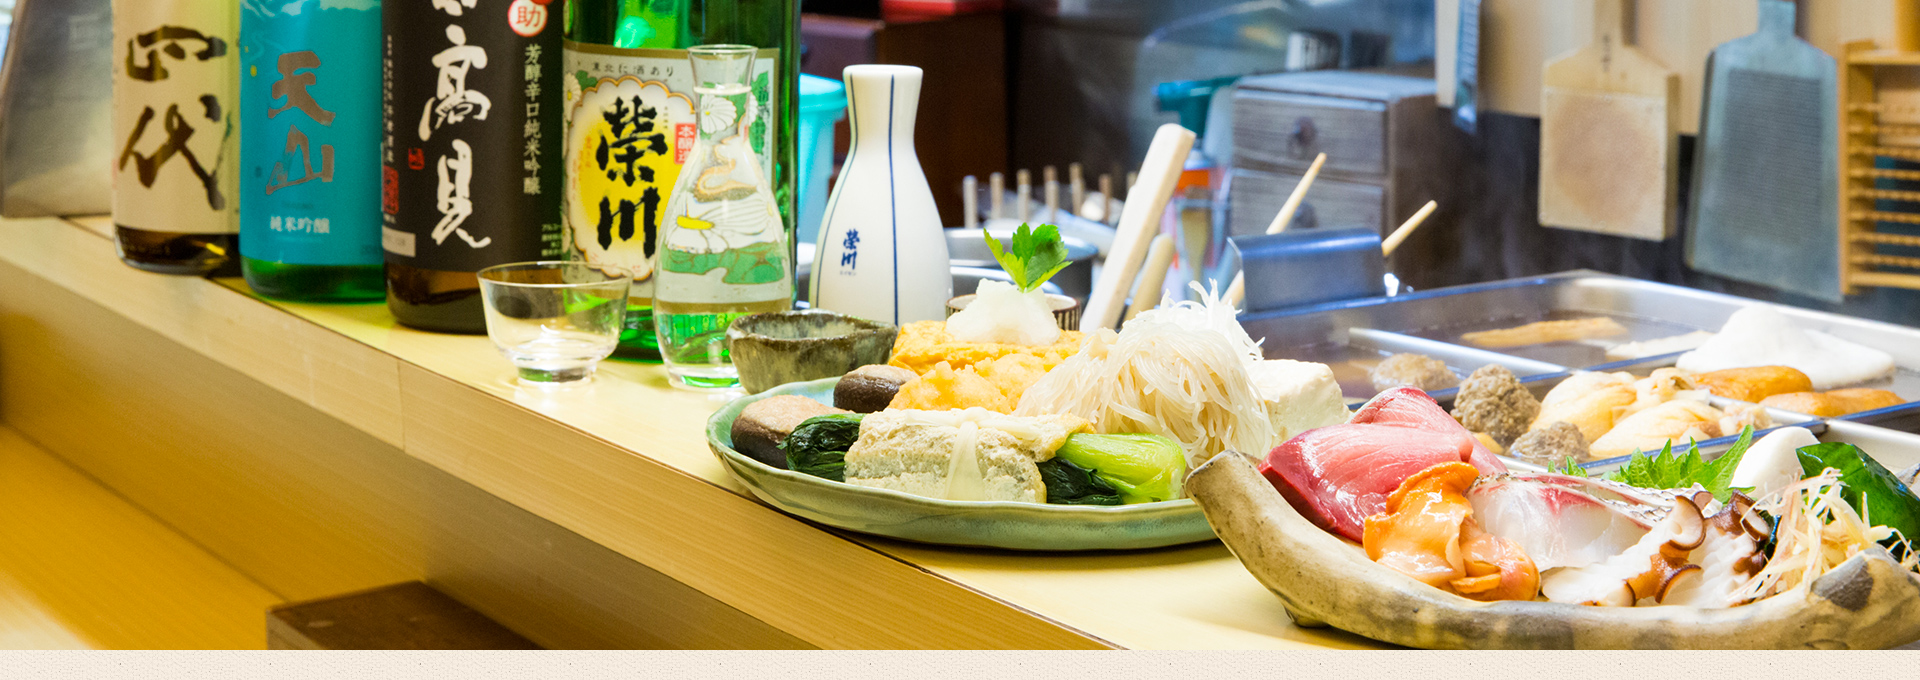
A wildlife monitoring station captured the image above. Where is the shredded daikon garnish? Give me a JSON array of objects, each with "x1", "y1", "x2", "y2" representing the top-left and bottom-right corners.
[{"x1": 1732, "y1": 469, "x2": 1914, "y2": 603}]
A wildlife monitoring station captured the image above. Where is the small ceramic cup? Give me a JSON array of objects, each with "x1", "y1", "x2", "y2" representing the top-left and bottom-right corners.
[
  {"x1": 727, "y1": 310, "x2": 899, "y2": 395},
  {"x1": 945, "y1": 294, "x2": 1081, "y2": 331}
]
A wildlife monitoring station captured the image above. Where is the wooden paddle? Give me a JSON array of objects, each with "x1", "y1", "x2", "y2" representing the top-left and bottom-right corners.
[{"x1": 1537, "y1": 0, "x2": 1678, "y2": 241}]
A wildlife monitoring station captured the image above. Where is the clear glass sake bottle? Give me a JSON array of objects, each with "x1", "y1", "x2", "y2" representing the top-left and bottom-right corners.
[
  {"x1": 562, "y1": 0, "x2": 800, "y2": 360},
  {"x1": 652, "y1": 45, "x2": 791, "y2": 391}
]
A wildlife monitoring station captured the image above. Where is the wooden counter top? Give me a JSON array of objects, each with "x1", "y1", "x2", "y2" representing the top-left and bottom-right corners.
[{"x1": 0, "y1": 215, "x2": 1376, "y2": 650}]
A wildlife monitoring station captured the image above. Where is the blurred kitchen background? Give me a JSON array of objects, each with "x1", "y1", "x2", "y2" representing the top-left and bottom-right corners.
[{"x1": 791, "y1": 0, "x2": 1920, "y2": 328}]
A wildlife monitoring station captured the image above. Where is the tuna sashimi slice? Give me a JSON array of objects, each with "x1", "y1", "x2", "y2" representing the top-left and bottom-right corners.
[
  {"x1": 1351, "y1": 387, "x2": 1508, "y2": 475},
  {"x1": 1259, "y1": 423, "x2": 1482, "y2": 541},
  {"x1": 1257, "y1": 387, "x2": 1510, "y2": 542}
]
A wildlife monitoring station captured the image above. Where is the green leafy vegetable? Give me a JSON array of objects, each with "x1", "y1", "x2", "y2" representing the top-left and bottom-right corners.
[
  {"x1": 1605, "y1": 427, "x2": 1756, "y2": 502},
  {"x1": 781, "y1": 413, "x2": 864, "y2": 482},
  {"x1": 982, "y1": 224, "x2": 1072, "y2": 293},
  {"x1": 1052, "y1": 433, "x2": 1186, "y2": 504},
  {"x1": 1548, "y1": 456, "x2": 1589, "y2": 478},
  {"x1": 1797, "y1": 442, "x2": 1920, "y2": 556},
  {"x1": 1037, "y1": 458, "x2": 1123, "y2": 505}
]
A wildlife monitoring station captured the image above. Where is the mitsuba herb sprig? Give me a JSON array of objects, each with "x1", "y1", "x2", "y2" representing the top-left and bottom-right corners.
[{"x1": 982, "y1": 224, "x2": 1071, "y2": 293}]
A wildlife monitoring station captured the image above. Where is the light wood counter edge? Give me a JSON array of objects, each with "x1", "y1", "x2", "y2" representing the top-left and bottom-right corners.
[
  {"x1": 5, "y1": 216, "x2": 1111, "y2": 650},
  {"x1": 27, "y1": 216, "x2": 1366, "y2": 649}
]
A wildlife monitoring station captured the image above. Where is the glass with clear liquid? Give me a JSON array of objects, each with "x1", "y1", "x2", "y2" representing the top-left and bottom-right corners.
[
  {"x1": 653, "y1": 44, "x2": 793, "y2": 391},
  {"x1": 478, "y1": 262, "x2": 632, "y2": 385}
]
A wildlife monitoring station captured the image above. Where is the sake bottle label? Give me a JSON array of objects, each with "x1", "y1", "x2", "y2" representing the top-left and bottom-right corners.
[
  {"x1": 239, "y1": 1, "x2": 382, "y2": 266},
  {"x1": 112, "y1": 1, "x2": 239, "y2": 235},
  {"x1": 560, "y1": 44, "x2": 778, "y2": 297},
  {"x1": 381, "y1": 0, "x2": 563, "y2": 272}
]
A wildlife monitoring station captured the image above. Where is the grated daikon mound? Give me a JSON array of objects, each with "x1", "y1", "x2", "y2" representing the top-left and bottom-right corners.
[
  {"x1": 1014, "y1": 321, "x2": 1278, "y2": 471},
  {"x1": 946, "y1": 279, "x2": 1061, "y2": 346}
]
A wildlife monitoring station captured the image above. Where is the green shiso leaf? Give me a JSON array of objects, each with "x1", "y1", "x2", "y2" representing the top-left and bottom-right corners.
[
  {"x1": 983, "y1": 224, "x2": 1071, "y2": 293},
  {"x1": 1548, "y1": 456, "x2": 1589, "y2": 478},
  {"x1": 1797, "y1": 442, "x2": 1920, "y2": 558},
  {"x1": 1605, "y1": 426, "x2": 1756, "y2": 502}
]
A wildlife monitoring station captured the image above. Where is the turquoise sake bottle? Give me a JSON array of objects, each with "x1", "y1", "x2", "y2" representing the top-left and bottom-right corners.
[{"x1": 238, "y1": 0, "x2": 384, "y2": 300}]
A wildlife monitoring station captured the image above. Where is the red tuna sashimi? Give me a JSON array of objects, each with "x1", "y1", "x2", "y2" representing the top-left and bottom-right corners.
[
  {"x1": 1351, "y1": 387, "x2": 1507, "y2": 475},
  {"x1": 1257, "y1": 387, "x2": 1507, "y2": 541},
  {"x1": 1258, "y1": 423, "x2": 1483, "y2": 541}
]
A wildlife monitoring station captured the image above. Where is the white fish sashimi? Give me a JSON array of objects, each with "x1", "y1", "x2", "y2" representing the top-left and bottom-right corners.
[
  {"x1": 1676, "y1": 306, "x2": 1896, "y2": 390},
  {"x1": 1467, "y1": 474, "x2": 1661, "y2": 571}
]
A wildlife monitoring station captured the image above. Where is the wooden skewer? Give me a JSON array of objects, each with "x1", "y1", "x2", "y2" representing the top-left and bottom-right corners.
[
  {"x1": 1382, "y1": 200, "x2": 1436, "y2": 258},
  {"x1": 1016, "y1": 169, "x2": 1032, "y2": 221},
  {"x1": 1098, "y1": 174, "x2": 1115, "y2": 224},
  {"x1": 1081, "y1": 124, "x2": 1197, "y2": 331},
  {"x1": 1124, "y1": 235, "x2": 1177, "y2": 322},
  {"x1": 1043, "y1": 166, "x2": 1060, "y2": 222},
  {"x1": 961, "y1": 175, "x2": 978, "y2": 229},
  {"x1": 1068, "y1": 163, "x2": 1086, "y2": 217},
  {"x1": 1266, "y1": 152, "x2": 1326, "y2": 234},
  {"x1": 988, "y1": 172, "x2": 1005, "y2": 219}
]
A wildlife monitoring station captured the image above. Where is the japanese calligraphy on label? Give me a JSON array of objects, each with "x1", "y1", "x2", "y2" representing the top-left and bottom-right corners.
[
  {"x1": 560, "y1": 43, "x2": 778, "y2": 298},
  {"x1": 239, "y1": 0, "x2": 382, "y2": 266},
  {"x1": 383, "y1": 0, "x2": 562, "y2": 272},
  {"x1": 112, "y1": 1, "x2": 238, "y2": 235}
]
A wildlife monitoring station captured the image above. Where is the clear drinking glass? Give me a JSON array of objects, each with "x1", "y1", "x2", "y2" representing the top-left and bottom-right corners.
[
  {"x1": 478, "y1": 261, "x2": 632, "y2": 385},
  {"x1": 653, "y1": 44, "x2": 794, "y2": 391}
]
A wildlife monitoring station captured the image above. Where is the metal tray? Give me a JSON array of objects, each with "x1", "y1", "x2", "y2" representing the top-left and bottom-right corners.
[
  {"x1": 1247, "y1": 271, "x2": 1920, "y2": 475},
  {"x1": 1838, "y1": 402, "x2": 1920, "y2": 436},
  {"x1": 1673, "y1": 419, "x2": 1920, "y2": 476},
  {"x1": 1277, "y1": 327, "x2": 1566, "y2": 403},
  {"x1": 1244, "y1": 271, "x2": 1920, "y2": 410},
  {"x1": 1419, "y1": 367, "x2": 1824, "y2": 474}
]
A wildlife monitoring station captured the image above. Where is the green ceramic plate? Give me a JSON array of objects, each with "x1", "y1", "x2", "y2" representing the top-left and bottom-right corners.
[{"x1": 706, "y1": 377, "x2": 1217, "y2": 550}]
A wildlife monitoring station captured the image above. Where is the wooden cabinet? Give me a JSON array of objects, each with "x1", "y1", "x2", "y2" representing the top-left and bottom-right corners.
[
  {"x1": 1229, "y1": 71, "x2": 1463, "y2": 242},
  {"x1": 1228, "y1": 167, "x2": 1385, "y2": 237},
  {"x1": 1232, "y1": 92, "x2": 1389, "y2": 179}
]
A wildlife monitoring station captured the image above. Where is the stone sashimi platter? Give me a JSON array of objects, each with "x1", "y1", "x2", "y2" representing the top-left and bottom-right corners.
[{"x1": 1185, "y1": 451, "x2": 1920, "y2": 649}]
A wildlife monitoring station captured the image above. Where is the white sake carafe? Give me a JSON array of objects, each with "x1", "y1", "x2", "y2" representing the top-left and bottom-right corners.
[{"x1": 811, "y1": 65, "x2": 951, "y2": 326}]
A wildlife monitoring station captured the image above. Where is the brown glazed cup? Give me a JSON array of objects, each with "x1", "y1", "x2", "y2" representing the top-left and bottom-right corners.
[{"x1": 726, "y1": 310, "x2": 899, "y2": 395}]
